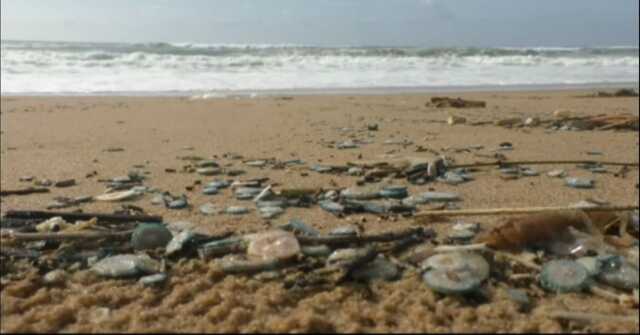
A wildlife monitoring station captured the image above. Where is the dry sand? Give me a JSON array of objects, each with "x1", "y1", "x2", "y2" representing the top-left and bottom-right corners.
[{"x1": 0, "y1": 90, "x2": 639, "y2": 333}]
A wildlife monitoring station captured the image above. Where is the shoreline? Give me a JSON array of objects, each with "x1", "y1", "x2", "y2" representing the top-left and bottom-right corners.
[{"x1": 2, "y1": 82, "x2": 638, "y2": 98}]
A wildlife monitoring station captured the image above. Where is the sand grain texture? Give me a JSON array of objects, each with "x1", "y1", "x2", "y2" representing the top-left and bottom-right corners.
[{"x1": 1, "y1": 90, "x2": 639, "y2": 333}]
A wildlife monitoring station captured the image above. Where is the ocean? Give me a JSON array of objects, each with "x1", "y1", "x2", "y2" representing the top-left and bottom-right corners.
[{"x1": 1, "y1": 40, "x2": 638, "y2": 96}]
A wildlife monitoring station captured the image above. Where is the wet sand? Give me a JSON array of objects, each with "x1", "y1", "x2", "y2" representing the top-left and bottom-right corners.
[{"x1": 1, "y1": 90, "x2": 639, "y2": 333}]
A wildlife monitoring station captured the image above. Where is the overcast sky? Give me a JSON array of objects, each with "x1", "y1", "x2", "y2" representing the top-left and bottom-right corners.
[{"x1": 1, "y1": 0, "x2": 638, "y2": 47}]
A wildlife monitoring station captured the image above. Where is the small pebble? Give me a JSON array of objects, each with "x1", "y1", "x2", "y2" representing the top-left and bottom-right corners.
[
  {"x1": 246, "y1": 230, "x2": 300, "y2": 261},
  {"x1": 166, "y1": 231, "x2": 195, "y2": 256},
  {"x1": 540, "y1": 259, "x2": 590, "y2": 293},
  {"x1": 547, "y1": 169, "x2": 567, "y2": 178},
  {"x1": 197, "y1": 167, "x2": 221, "y2": 176},
  {"x1": 199, "y1": 203, "x2": 220, "y2": 215},
  {"x1": 43, "y1": 269, "x2": 67, "y2": 285},
  {"x1": 565, "y1": 178, "x2": 595, "y2": 189},
  {"x1": 319, "y1": 200, "x2": 344, "y2": 214},
  {"x1": 54, "y1": 179, "x2": 76, "y2": 188},
  {"x1": 139, "y1": 273, "x2": 167, "y2": 287},
  {"x1": 226, "y1": 206, "x2": 250, "y2": 215},
  {"x1": 202, "y1": 186, "x2": 218, "y2": 195},
  {"x1": 168, "y1": 198, "x2": 188, "y2": 209},
  {"x1": 131, "y1": 223, "x2": 173, "y2": 251},
  {"x1": 351, "y1": 256, "x2": 399, "y2": 282}
]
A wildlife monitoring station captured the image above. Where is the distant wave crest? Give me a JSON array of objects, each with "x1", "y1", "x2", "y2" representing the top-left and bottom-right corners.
[{"x1": 1, "y1": 40, "x2": 638, "y2": 93}]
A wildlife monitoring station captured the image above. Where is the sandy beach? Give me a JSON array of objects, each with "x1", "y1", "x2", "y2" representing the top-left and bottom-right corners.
[{"x1": 1, "y1": 89, "x2": 639, "y2": 333}]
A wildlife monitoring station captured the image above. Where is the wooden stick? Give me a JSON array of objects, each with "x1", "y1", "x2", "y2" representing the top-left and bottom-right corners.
[
  {"x1": 4, "y1": 210, "x2": 162, "y2": 224},
  {"x1": 296, "y1": 227, "x2": 427, "y2": 245},
  {"x1": 547, "y1": 310, "x2": 639, "y2": 324},
  {"x1": 415, "y1": 205, "x2": 639, "y2": 218},
  {"x1": 450, "y1": 160, "x2": 639, "y2": 169},
  {"x1": 433, "y1": 243, "x2": 488, "y2": 253},
  {"x1": 1, "y1": 230, "x2": 133, "y2": 242},
  {"x1": 0, "y1": 188, "x2": 50, "y2": 197}
]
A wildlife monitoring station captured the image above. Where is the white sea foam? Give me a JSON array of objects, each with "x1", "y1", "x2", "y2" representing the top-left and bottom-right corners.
[{"x1": 1, "y1": 40, "x2": 638, "y2": 94}]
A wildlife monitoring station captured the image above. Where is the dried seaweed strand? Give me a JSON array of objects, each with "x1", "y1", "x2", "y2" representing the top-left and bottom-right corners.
[
  {"x1": 0, "y1": 188, "x2": 50, "y2": 197},
  {"x1": 415, "y1": 205, "x2": 638, "y2": 218},
  {"x1": 296, "y1": 227, "x2": 425, "y2": 245},
  {"x1": 2, "y1": 230, "x2": 133, "y2": 242},
  {"x1": 547, "y1": 310, "x2": 639, "y2": 324},
  {"x1": 450, "y1": 160, "x2": 639, "y2": 169}
]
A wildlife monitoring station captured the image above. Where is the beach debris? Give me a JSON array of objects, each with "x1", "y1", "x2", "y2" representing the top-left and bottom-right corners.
[
  {"x1": 495, "y1": 118, "x2": 523, "y2": 127},
  {"x1": 207, "y1": 180, "x2": 230, "y2": 189},
  {"x1": 246, "y1": 230, "x2": 300, "y2": 261},
  {"x1": 167, "y1": 196, "x2": 188, "y2": 209},
  {"x1": 35, "y1": 217, "x2": 72, "y2": 232},
  {"x1": 327, "y1": 247, "x2": 377, "y2": 273},
  {"x1": 597, "y1": 256, "x2": 639, "y2": 291},
  {"x1": 235, "y1": 187, "x2": 262, "y2": 200},
  {"x1": 539, "y1": 259, "x2": 590, "y2": 293},
  {"x1": 253, "y1": 185, "x2": 273, "y2": 202},
  {"x1": 43, "y1": 269, "x2": 68, "y2": 285},
  {"x1": 279, "y1": 219, "x2": 319, "y2": 236},
  {"x1": 198, "y1": 237, "x2": 246, "y2": 259},
  {"x1": 225, "y1": 206, "x2": 250, "y2": 215},
  {"x1": 259, "y1": 206, "x2": 284, "y2": 219},
  {"x1": 524, "y1": 117, "x2": 541, "y2": 127},
  {"x1": 166, "y1": 231, "x2": 196, "y2": 256},
  {"x1": 479, "y1": 211, "x2": 593, "y2": 251},
  {"x1": 330, "y1": 225, "x2": 359, "y2": 237},
  {"x1": 547, "y1": 169, "x2": 567, "y2": 178},
  {"x1": 301, "y1": 245, "x2": 333, "y2": 257},
  {"x1": 547, "y1": 310, "x2": 639, "y2": 325},
  {"x1": 367, "y1": 124, "x2": 379, "y2": 131},
  {"x1": 565, "y1": 178, "x2": 595, "y2": 189},
  {"x1": 0, "y1": 187, "x2": 50, "y2": 197},
  {"x1": 3, "y1": 209, "x2": 162, "y2": 224},
  {"x1": 448, "y1": 222, "x2": 479, "y2": 242},
  {"x1": 421, "y1": 252, "x2": 490, "y2": 295},
  {"x1": 47, "y1": 195, "x2": 93, "y2": 209},
  {"x1": 341, "y1": 186, "x2": 381, "y2": 200},
  {"x1": 95, "y1": 190, "x2": 140, "y2": 202},
  {"x1": 430, "y1": 97, "x2": 486, "y2": 108},
  {"x1": 199, "y1": 203, "x2": 221, "y2": 216},
  {"x1": 196, "y1": 160, "x2": 219, "y2": 168},
  {"x1": 447, "y1": 115, "x2": 467, "y2": 126},
  {"x1": 245, "y1": 160, "x2": 267, "y2": 167},
  {"x1": 351, "y1": 256, "x2": 400, "y2": 282},
  {"x1": 202, "y1": 186, "x2": 218, "y2": 195},
  {"x1": 131, "y1": 223, "x2": 173, "y2": 251},
  {"x1": 92, "y1": 254, "x2": 161, "y2": 278},
  {"x1": 576, "y1": 257, "x2": 603, "y2": 276},
  {"x1": 378, "y1": 186, "x2": 408, "y2": 199},
  {"x1": 196, "y1": 167, "x2": 222, "y2": 176},
  {"x1": 139, "y1": 273, "x2": 167, "y2": 287},
  {"x1": 337, "y1": 140, "x2": 359, "y2": 149},
  {"x1": 403, "y1": 192, "x2": 460, "y2": 207},
  {"x1": 319, "y1": 200, "x2": 345, "y2": 215},
  {"x1": 54, "y1": 179, "x2": 76, "y2": 188}
]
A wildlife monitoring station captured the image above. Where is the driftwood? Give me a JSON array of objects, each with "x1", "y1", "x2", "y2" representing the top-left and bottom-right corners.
[
  {"x1": 1, "y1": 230, "x2": 134, "y2": 242},
  {"x1": 0, "y1": 188, "x2": 50, "y2": 197},
  {"x1": 449, "y1": 160, "x2": 639, "y2": 169},
  {"x1": 415, "y1": 205, "x2": 639, "y2": 218},
  {"x1": 3, "y1": 210, "x2": 162, "y2": 224},
  {"x1": 547, "y1": 310, "x2": 639, "y2": 324},
  {"x1": 296, "y1": 227, "x2": 429, "y2": 245}
]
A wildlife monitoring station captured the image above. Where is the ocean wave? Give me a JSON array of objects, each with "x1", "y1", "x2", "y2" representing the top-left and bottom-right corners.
[{"x1": 1, "y1": 40, "x2": 638, "y2": 93}]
